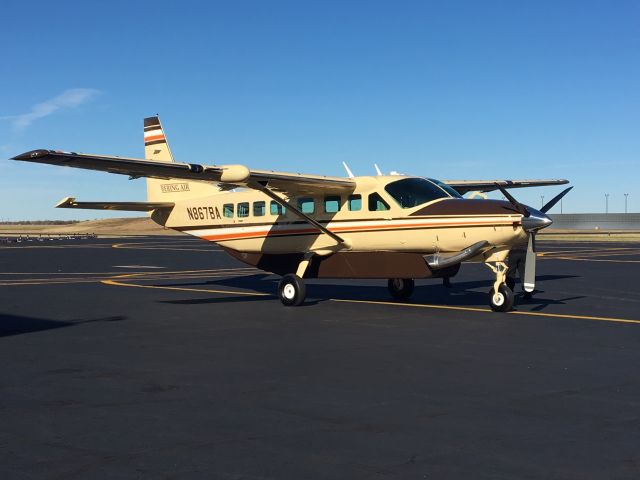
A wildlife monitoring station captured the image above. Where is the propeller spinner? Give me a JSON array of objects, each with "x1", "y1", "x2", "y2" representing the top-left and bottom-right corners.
[{"x1": 495, "y1": 185, "x2": 573, "y2": 295}]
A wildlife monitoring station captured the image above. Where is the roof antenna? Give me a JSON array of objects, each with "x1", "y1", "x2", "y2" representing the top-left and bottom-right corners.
[
  {"x1": 342, "y1": 161, "x2": 354, "y2": 178},
  {"x1": 374, "y1": 163, "x2": 383, "y2": 176}
]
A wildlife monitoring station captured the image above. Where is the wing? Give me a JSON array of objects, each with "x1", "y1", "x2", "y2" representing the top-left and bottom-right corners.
[
  {"x1": 443, "y1": 179, "x2": 569, "y2": 195},
  {"x1": 12, "y1": 150, "x2": 355, "y2": 196},
  {"x1": 55, "y1": 197, "x2": 174, "y2": 212}
]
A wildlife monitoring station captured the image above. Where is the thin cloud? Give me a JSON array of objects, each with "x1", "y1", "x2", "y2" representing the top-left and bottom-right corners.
[{"x1": 2, "y1": 88, "x2": 101, "y2": 130}]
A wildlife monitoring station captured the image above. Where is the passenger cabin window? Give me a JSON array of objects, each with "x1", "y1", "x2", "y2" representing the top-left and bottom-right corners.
[
  {"x1": 253, "y1": 201, "x2": 265, "y2": 217},
  {"x1": 384, "y1": 178, "x2": 450, "y2": 208},
  {"x1": 270, "y1": 200, "x2": 285, "y2": 216},
  {"x1": 297, "y1": 197, "x2": 315, "y2": 214},
  {"x1": 324, "y1": 196, "x2": 341, "y2": 213},
  {"x1": 348, "y1": 194, "x2": 362, "y2": 211},
  {"x1": 237, "y1": 202, "x2": 249, "y2": 218},
  {"x1": 368, "y1": 192, "x2": 390, "y2": 211},
  {"x1": 223, "y1": 204, "x2": 234, "y2": 218}
]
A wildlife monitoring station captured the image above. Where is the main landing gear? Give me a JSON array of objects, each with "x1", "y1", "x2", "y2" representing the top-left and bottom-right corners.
[
  {"x1": 485, "y1": 261, "x2": 514, "y2": 312},
  {"x1": 278, "y1": 253, "x2": 313, "y2": 306},
  {"x1": 387, "y1": 278, "x2": 415, "y2": 300},
  {"x1": 278, "y1": 274, "x2": 306, "y2": 306}
]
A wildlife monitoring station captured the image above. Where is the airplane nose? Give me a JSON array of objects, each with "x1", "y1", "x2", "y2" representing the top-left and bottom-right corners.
[{"x1": 521, "y1": 207, "x2": 553, "y2": 232}]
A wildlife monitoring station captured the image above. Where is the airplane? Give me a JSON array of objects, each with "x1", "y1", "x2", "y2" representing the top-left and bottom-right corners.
[{"x1": 11, "y1": 116, "x2": 572, "y2": 312}]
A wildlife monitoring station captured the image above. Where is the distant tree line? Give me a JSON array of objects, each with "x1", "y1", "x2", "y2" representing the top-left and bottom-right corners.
[{"x1": 0, "y1": 220, "x2": 81, "y2": 225}]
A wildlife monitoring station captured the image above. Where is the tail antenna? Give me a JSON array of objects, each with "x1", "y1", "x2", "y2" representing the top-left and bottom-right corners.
[{"x1": 374, "y1": 164, "x2": 383, "y2": 176}]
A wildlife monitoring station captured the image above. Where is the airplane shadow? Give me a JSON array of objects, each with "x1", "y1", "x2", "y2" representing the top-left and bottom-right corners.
[
  {"x1": 155, "y1": 273, "x2": 584, "y2": 310},
  {"x1": 0, "y1": 314, "x2": 126, "y2": 338}
]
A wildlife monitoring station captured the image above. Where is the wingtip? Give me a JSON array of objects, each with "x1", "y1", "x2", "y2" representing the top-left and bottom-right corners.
[{"x1": 11, "y1": 149, "x2": 50, "y2": 161}]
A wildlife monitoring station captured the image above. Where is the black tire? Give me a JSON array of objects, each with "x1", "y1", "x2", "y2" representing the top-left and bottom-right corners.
[
  {"x1": 278, "y1": 274, "x2": 306, "y2": 306},
  {"x1": 489, "y1": 284, "x2": 514, "y2": 312},
  {"x1": 388, "y1": 278, "x2": 415, "y2": 300}
]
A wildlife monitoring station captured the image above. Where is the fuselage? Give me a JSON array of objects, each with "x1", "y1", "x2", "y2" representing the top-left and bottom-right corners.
[{"x1": 153, "y1": 175, "x2": 529, "y2": 257}]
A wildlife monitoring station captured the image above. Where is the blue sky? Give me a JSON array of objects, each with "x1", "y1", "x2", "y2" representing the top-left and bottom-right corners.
[{"x1": 1, "y1": 0, "x2": 638, "y2": 219}]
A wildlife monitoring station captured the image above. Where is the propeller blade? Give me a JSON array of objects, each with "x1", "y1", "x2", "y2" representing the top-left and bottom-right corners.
[
  {"x1": 540, "y1": 186, "x2": 573, "y2": 213},
  {"x1": 523, "y1": 234, "x2": 536, "y2": 293},
  {"x1": 495, "y1": 183, "x2": 529, "y2": 217}
]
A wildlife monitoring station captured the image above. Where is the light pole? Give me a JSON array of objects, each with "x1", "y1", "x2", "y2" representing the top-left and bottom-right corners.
[
  {"x1": 540, "y1": 195, "x2": 544, "y2": 209},
  {"x1": 605, "y1": 193, "x2": 610, "y2": 214},
  {"x1": 560, "y1": 197, "x2": 563, "y2": 214},
  {"x1": 624, "y1": 193, "x2": 629, "y2": 214}
]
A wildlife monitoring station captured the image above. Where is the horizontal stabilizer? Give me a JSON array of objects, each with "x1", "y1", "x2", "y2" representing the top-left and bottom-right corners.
[
  {"x1": 424, "y1": 240, "x2": 490, "y2": 270},
  {"x1": 56, "y1": 197, "x2": 174, "y2": 212}
]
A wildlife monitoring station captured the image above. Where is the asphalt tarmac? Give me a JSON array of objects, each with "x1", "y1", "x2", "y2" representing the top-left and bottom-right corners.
[{"x1": 1, "y1": 236, "x2": 639, "y2": 479}]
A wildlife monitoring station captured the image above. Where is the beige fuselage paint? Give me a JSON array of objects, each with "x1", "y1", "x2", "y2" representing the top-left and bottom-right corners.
[
  {"x1": 151, "y1": 175, "x2": 527, "y2": 263},
  {"x1": 140, "y1": 118, "x2": 525, "y2": 266}
]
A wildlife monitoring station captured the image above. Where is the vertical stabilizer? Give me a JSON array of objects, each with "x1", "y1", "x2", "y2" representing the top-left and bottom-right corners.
[
  {"x1": 144, "y1": 116, "x2": 220, "y2": 202},
  {"x1": 144, "y1": 116, "x2": 174, "y2": 163}
]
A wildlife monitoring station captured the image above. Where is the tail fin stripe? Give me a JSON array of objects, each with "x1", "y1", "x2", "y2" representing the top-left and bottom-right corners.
[{"x1": 144, "y1": 133, "x2": 165, "y2": 142}]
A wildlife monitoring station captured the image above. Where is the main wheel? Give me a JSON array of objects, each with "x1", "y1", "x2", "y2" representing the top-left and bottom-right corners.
[
  {"x1": 489, "y1": 284, "x2": 514, "y2": 312},
  {"x1": 388, "y1": 278, "x2": 415, "y2": 300},
  {"x1": 278, "y1": 274, "x2": 306, "y2": 306}
]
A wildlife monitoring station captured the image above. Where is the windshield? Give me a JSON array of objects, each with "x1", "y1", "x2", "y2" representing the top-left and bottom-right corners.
[
  {"x1": 428, "y1": 178, "x2": 463, "y2": 199},
  {"x1": 384, "y1": 177, "x2": 451, "y2": 208}
]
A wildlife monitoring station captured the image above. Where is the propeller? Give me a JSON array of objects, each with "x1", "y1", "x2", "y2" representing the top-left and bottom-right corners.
[
  {"x1": 494, "y1": 184, "x2": 573, "y2": 295},
  {"x1": 541, "y1": 186, "x2": 573, "y2": 213}
]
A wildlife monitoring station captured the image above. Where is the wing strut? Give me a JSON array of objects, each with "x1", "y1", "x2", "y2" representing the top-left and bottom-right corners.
[{"x1": 255, "y1": 185, "x2": 346, "y2": 246}]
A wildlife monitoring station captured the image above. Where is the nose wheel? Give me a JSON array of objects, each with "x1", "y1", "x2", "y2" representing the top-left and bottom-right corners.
[
  {"x1": 489, "y1": 284, "x2": 514, "y2": 312},
  {"x1": 485, "y1": 261, "x2": 514, "y2": 312}
]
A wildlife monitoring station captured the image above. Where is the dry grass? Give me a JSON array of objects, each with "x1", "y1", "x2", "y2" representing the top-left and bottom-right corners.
[
  {"x1": 0, "y1": 218, "x2": 183, "y2": 237},
  {"x1": 539, "y1": 230, "x2": 640, "y2": 242}
]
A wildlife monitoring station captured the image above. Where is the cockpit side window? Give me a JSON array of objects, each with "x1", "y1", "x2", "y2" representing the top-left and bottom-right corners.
[
  {"x1": 384, "y1": 178, "x2": 450, "y2": 208},
  {"x1": 368, "y1": 192, "x2": 390, "y2": 211},
  {"x1": 428, "y1": 178, "x2": 463, "y2": 199}
]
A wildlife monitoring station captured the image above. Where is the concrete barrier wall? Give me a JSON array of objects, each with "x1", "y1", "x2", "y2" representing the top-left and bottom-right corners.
[{"x1": 548, "y1": 213, "x2": 640, "y2": 230}]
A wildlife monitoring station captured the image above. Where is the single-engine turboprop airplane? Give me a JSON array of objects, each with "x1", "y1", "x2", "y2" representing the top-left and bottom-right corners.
[{"x1": 11, "y1": 116, "x2": 572, "y2": 312}]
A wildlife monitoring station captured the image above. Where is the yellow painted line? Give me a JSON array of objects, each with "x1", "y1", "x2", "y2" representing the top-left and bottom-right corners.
[
  {"x1": 113, "y1": 246, "x2": 223, "y2": 252},
  {"x1": 111, "y1": 242, "x2": 223, "y2": 252},
  {"x1": 0, "y1": 272, "x2": 130, "y2": 275},
  {"x1": 110, "y1": 267, "x2": 258, "y2": 279},
  {"x1": 0, "y1": 274, "x2": 252, "y2": 286},
  {"x1": 330, "y1": 299, "x2": 640, "y2": 325},
  {"x1": 0, "y1": 279, "x2": 106, "y2": 286},
  {"x1": 101, "y1": 279, "x2": 271, "y2": 297},
  {"x1": 103, "y1": 279, "x2": 640, "y2": 325},
  {"x1": 0, "y1": 267, "x2": 261, "y2": 286},
  {"x1": 0, "y1": 245, "x2": 112, "y2": 250}
]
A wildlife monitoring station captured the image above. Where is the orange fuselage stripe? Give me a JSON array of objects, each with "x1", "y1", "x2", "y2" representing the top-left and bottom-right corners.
[{"x1": 200, "y1": 220, "x2": 518, "y2": 242}]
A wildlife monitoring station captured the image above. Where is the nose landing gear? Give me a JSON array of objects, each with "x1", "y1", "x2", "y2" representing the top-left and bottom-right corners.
[{"x1": 486, "y1": 261, "x2": 514, "y2": 312}]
